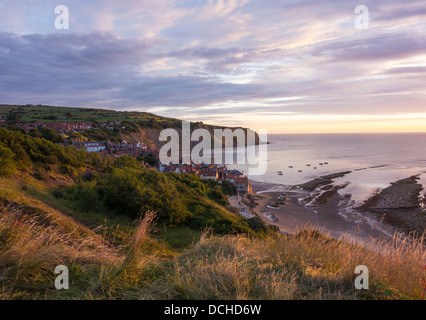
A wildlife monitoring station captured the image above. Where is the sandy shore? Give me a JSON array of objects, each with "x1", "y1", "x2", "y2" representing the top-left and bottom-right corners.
[
  {"x1": 249, "y1": 180, "x2": 396, "y2": 243},
  {"x1": 357, "y1": 175, "x2": 426, "y2": 235}
]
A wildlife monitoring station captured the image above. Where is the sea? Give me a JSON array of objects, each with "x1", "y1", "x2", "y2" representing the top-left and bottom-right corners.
[{"x1": 229, "y1": 133, "x2": 426, "y2": 206}]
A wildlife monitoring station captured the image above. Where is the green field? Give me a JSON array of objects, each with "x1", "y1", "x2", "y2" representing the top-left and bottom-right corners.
[{"x1": 0, "y1": 104, "x2": 181, "y2": 126}]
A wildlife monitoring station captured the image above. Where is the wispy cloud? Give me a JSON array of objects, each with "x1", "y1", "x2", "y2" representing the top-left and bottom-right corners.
[{"x1": 0, "y1": 0, "x2": 425, "y2": 132}]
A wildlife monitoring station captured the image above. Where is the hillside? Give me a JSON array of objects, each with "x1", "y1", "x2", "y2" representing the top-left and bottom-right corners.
[
  {"x1": 0, "y1": 118, "x2": 424, "y2": 300},
  {"x1": 0, "y1": 104, "x2": 261, "y2": 150}
]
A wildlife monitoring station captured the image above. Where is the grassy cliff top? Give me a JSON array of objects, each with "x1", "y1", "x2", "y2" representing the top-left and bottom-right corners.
[
  {"x1": 0, "y1": 104, "x2": 243, "y2": 130},
  {"x1": 0, "y1": 104, "x2": 180, "y2": 125}
]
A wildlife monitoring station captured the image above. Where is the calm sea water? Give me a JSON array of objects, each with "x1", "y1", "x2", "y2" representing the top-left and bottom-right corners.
[{"x1": 230, "y1": 133, "x2": 426, "y2": 205}]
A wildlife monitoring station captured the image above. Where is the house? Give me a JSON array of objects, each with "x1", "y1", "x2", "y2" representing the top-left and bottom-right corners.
[
  {"x1": 72, "y1": 141, "x2": 107, "y2": 152},
  {"x1": 221, "y1": 169, "x2": 243, "y2": 182},
  {"x1": 136, "y1": 142, "x2": 147, "y2": 150},
  {"x1": 234, "y1": 176, "x2": 252, "y2": 194},
  {"x1": 158, "y1": 161, "x2": 251, "y2": 193},
  {"x1": 201, "y1": 169, "x2": 218, "y2": 180}
]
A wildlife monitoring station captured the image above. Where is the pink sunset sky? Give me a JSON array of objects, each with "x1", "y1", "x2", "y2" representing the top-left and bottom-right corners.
[{"x1": 0, "y1": 0, "x2": 425, "y2": 133}]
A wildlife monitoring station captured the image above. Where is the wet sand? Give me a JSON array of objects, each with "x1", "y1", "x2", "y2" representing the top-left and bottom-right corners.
[
  {"x1": 249, "y1": 180, "x2": 395, "y2": 243},
  {"x1": 357, "y1": 175, "x2": 426, "y2": 235}
]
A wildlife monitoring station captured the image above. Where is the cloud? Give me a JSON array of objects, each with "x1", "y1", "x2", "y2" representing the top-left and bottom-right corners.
[
  {"x1": 375, "y1": 4, "x2": 426, "y2": 21},
  {"x1": 384, "y1": 66, "x2": 426, "y2": 74},
  {"x1": 311, "y1": 33, "x2": 426, "y2": 61},
  {"x1": 0, "y1": 32, "x2": 150, "y2": 99},
  {"x1": 0, "y1": 1, "x2": 425, "y2": 131},
  {"x1": 0, "y1": 32, "x2": 283, "y2": 109},
  {"x1": 164, "y1": 46, "x2": 285, "y2": 74}
]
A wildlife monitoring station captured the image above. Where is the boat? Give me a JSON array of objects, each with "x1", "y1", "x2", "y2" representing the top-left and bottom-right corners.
[
  {"x1": 313, "y1": 167, "x2": 317, "y2": 169},
  {"x1": 298, "y1": 170, "x2": 303, "y2": 172},
  {"x1": 306, "y1": 164, "x2": 311, "y2": 166},
  {"x1": 319, "y1": 163, "x2": 323, "y2": 165},
  {"x1": 288, "y1": 166, "x2": 293, "y2": 169},
  {"x1": 324, "y1": 162, "x2": 328, "y2": 165}
]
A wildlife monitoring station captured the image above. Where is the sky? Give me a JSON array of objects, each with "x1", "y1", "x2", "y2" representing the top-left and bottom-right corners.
[{"x1": 0, "y1": 0, "x2": 425, "y2": 133}]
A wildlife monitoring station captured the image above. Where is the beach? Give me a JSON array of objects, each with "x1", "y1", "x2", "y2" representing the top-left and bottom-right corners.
[
  {"x1": 229, "y1": 133, "x2": 426, "y2": 242},
  {"x1": 248, "y1": 173, "x2": 426, "y2": 243}
]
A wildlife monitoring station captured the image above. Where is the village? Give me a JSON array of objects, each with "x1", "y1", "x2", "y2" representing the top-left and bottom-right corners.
[
  {"x1": 10, "y1": 120, "x2": 123, "y2": 133},
  {"x1": 0, "y1": 119, "x2": 252, "y2": 194},
  {"x1": 159, "y1": 162, "x2": 252, "y2": 194},
  {"x1": 73, "y1": 137, "x2": 253, "y2": 194}
]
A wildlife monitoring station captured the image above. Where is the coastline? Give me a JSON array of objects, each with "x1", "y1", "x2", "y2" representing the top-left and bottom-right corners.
[
  {"x1": 357, "y1": 175, "x2": 426, "y2": 235},
  {"x1": 247, "y1": 172, "x2": 425, "y2": 243}
]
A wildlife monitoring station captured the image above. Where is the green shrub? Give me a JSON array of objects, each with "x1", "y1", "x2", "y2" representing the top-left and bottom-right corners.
[
  {"x1": 53, "y1": 189, "x2": 64, "y2": 199},
  {"x1": 0, "y1": 143, "x2": 16, "y2": 177},
  {"x1": 112, "y1": 156, "x2": 142, "y2": 169},
  {"x1": 0, "y1": 127, "x2": 86, "y2": 172},
  {"x1": 100, "y1": 168, "x2": 190, "y2": 223},
  {"x1": 245, "y1": 216, "x2": 267, "y2": 232}
]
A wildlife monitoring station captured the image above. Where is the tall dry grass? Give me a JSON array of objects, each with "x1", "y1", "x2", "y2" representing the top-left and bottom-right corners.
[
  {"x1": 0, "y1": 202, "x2": 424, "y2": 300},
  {"x1": 0, "y1": 205, "x2": 159, "y2": 299},
  {"x1": 0, "y1": 206, "x2": 121, "y2": 299},
  {"x1": 90, "y1": 210, "x2": 158, "y2": 298},
  {"x1": 141, "y1": 228, "x2": 425, "y2": 300},
  {"x1": 124, "y1": 211, "x2": 157, "y2": 268}
]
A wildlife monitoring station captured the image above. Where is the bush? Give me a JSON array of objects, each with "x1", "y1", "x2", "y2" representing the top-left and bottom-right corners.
[
  {"x1": 142, "y1": 154, "x2": 157, "y2": 166},
  {"x1": 207, "y1": 185, "x2": 228, "y2": 206},
  {"x1": 0, "y1": 144, "x2": 16, "y2": 177},
  {"x1": 81, "y1": 171, "x2": 97, "y2": 182},
  {"x1": 62, "y1": 167, "x2": 253, "y2": 234},
  {"x1": 220, "y1": 180, "x2": 236, "y2": 196},
  {"x1": 85, "y1": 152, "x2": 108, "y2": 171},
  {"x1": 112, "y1": 156, "x2": 141, "y2": 169},
  {"x1": 0, "y1": 127, "x2": 86, "y2": 172},
  {"x1": 189, "y1": 181, "x2": 207, "y2": 195},
  {"x1": 33, "y1": 171, "x2": 49, "y2": 181},
  {"x1": 59, "y1": 165, "x2": 73, "y2": 175},
  {"x1": 78, "y1": 187, "x2": 102, "y2": 212},
  {"x1": 53, "y1": 189, "x2": 64, "y2": 199},
  {"x1": 100, "y1": 168, "x2": 190, "y2": 223},
  {"x1": 29, "y1": 127, "x2": 64, "y2": 143},
  {"x1": 64, "y1": 181, "x2": 102, "y2": 212},
  {"x1": 245, "y1": 216, "x2": 267, "y2": 232}
]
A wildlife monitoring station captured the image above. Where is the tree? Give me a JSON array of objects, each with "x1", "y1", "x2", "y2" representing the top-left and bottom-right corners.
[
  {"x1": 30, "y1": 127, "x2": 64, "y2": 143},
  {"x1": 0, "y1": 144, "x2": 16, "y2": 177},
  {"x1": 143, "y1": 154, "x2": 157, "y2": 166},
  {"x1": 207, "y1": 185, "x2": 228, "y2": 206},
  {"x1": 7, "y1": 112, "x2": 21, "y2": 123},
  {"x1": 113, "y1": 156, "x2": 142, "y2": 169},
  {"x1": 99, "y1": 168, "x2": 190, "y2": 223},
  {"x1": 189, "y1": 180, "x2": 207, "y2": 195}
]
